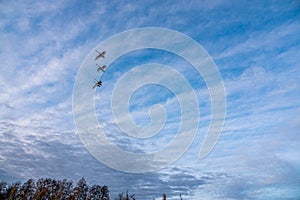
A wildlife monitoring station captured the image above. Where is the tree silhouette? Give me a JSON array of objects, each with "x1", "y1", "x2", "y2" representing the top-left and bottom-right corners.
[
  {"x1": 0, "y1": 178, "x2": 183, "y2": 199},
  {"x1": 162, "y1": 193, "x2": 166, "y2": 200}
]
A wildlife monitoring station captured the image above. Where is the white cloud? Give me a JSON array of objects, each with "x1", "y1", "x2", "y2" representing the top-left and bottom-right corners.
[
  {"x1": 1, "y1": 0, "x2": 299, "y2": 199},
  {"x1": 216, "y1": 21, "x2": 300, "y2": 60}
]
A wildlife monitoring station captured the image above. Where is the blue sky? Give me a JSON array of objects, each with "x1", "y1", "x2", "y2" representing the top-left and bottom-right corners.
[{"x1": 1, "y1": 0, "x2": 300, "y2": 199}]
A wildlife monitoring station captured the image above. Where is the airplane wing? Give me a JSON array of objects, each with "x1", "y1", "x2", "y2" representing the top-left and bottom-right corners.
[
  {"x1": 99, "y1": 51, "x2": 105, "y2": 58},
  {"x1": 95, "y1": 55, "x2": 100, "y2": 60},
  {"x1": 95, "y1": 54, "x2": 105, "y2": 60}
]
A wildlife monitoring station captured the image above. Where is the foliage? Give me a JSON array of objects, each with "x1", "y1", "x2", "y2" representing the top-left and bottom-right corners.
[
  {"x1": 0, "y1": 178, "x2": 109, "y2": 200},
  {"x1": 0, "y1": 178, "x2": 182, "y2": 199}
]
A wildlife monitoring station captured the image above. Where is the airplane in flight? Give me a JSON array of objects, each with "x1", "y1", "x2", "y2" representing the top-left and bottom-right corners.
[
  {"x1": 96, "y1": 63, "x2": 107, "y2": 72},
  {"x1": 95, "y1": 50, "x2": 105, "y2": 60},
  {"x1": 92, "y1": 79, "x2": 102, "y2": 89}
]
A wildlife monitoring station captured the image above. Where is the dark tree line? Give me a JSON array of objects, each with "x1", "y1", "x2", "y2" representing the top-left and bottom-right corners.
[
  {"x1": 0, "y1": 178, "x2": 182, "y2": 199},
  {"x1": 0, "y1": 177, "x2": 110, "y2": 200}
]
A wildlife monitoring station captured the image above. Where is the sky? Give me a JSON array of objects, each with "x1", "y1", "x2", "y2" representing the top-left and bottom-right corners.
[{"x1": 1, "y1": 0, "x2": 300, "y2": 199}]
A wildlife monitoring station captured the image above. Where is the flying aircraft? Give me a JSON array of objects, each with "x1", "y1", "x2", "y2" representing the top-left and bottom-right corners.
[
  {"x1": 96, "y1": 63, "x2": 107, "y2": 72},
  {"x1": 95, "y1": 50, "x2": 105, "y2": 60},
  {"x1": 92, "y1": 79, "x2": 102, "y2": 89}
]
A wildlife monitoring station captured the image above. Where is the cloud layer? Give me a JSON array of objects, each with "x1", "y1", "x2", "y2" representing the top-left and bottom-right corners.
[{"x1": 1, "y1": 0, "x2": 299, "y2": 199}]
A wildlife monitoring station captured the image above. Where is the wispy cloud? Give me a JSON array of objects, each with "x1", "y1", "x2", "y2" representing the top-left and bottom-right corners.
[
  {"x1": 1, "y1": 0, "x2": 300, "y2": 199},
  {"x1": 216, "y1": 20, "x2": 300, "y2": 60}
]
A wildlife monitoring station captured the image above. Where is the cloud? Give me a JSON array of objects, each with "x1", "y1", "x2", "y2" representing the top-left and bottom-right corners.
[
  {"x1": 215, "y1": 20, "x2": 300, "y2": 60},
  {"x1": 183, "y1": 109, "x2": 300, "y2": 199},
  {"x1": 0, "y1": 117, "x2": 226, "y2": 199},
  {"x1": 1, "y1": 0, "x2": 300, "y2": 199}
]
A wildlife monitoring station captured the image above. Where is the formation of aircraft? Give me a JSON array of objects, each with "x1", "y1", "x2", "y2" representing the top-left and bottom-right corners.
[
  {"x1": 94, "y1": 50, "x2": 105, "y2": 60},
  {"x1": 92, "y1": 49, "x2": 106, "y2": 89}
]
